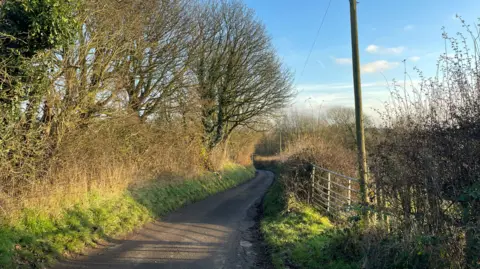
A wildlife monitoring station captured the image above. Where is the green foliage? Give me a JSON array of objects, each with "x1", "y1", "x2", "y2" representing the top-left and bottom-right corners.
[
  {"x1": 0, "y1": 0, "x2": 79, "y2": 125},
  {"x1": 0, "y1": 163, "x2": 254, "y2": 268},
  {"x1": 0, "y1": 0, "x2": 78, "y2": 57}
]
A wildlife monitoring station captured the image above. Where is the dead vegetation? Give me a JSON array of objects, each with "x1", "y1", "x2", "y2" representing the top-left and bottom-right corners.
[
  {"x1": 0, "y1": 0, "x2": 292, "y2": 220},
  {"x1": 257, "y1": 19, "x2": 480, "y2": 268}
]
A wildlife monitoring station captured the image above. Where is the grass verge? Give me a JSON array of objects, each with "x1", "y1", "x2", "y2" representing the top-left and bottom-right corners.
[
  {"x1": 261, "y1": 179, "x2": 362, "y2": 269},
  {"x1": 0, "y1": 163, "x2": 255, "y2": 268}
]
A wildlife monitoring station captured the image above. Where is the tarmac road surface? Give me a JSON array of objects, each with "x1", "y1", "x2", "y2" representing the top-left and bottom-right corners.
[{"x1": 55, "y1": 170, "x2": 274, "y2": 269}]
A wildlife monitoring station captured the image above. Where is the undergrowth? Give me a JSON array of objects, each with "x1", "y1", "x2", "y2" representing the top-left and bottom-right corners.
[
  {"x1": 260, "y1": 161, "x2": 453, "y2": 269},
  {"x1": 261, "y1": 179, "x2": 362, "y2": 269},
  {"x1": 0, "y1": 163, "x2": 254, "y2": 268}
]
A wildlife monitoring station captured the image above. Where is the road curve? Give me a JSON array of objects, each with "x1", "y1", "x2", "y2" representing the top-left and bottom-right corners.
[{"x1": 55, "y1": 170, "x2": 274, "y2": 269}]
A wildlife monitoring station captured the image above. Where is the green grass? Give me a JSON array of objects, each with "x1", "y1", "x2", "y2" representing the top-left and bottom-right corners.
[
  {"x1": 0, "y1": 163, "x2": 255, "y2": 268},
  {"x1": 261, "y1": 180, "x2": 361, "y2": 269},
  {"x1": 261, "y1": 180, "x2": 458, "y2": 269},
  {"x1": 260, "y1": 165, "x2": 450, "y2": 269}
]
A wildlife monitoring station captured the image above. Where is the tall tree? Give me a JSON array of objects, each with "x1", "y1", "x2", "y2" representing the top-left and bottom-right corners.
[
  {"x1": 43, "y1": 0, "x2": 145, "y2": 139},
  {"x1": 124, "y1": 0, "x2": 194, "y2": 121},
  {"x1": 191, "y1": 0, "x2": 293, "y2": 150}
]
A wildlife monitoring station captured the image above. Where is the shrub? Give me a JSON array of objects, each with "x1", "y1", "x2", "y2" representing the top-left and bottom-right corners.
[{"x1": 370, "y1": 19, "x2": 480, "y2": 268}]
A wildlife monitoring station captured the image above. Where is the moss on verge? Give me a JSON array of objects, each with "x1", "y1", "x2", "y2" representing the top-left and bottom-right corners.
[{"x1": 261, "y1": 179, "x2": 361, "y2": 269}]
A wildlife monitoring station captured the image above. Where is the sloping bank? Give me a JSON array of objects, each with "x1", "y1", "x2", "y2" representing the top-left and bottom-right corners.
[
  {"x1": 261, "y1": 174, "x2": 361, "y2": 269},
  {"x1": 0, "y1": 163, "x2": 255, "y2": 268}
]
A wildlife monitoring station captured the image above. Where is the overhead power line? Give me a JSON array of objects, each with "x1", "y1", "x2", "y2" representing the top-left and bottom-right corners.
[{"x1": 300, "y1": 0, "x2": 333, "y2": 77}]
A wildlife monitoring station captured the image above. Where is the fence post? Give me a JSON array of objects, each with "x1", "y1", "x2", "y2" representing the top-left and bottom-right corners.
[
  {"x1": 309, "y1": 165, "x2": 315, "y2": 205},
  {"x1": 348, "y1": 179, "x2": 352, "y2": 206},
  {"x1": 327, "y1": 172, "x2": 331, "y2": 212}
]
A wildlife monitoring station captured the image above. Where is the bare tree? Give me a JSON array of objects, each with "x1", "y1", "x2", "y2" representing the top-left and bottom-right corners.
[
  {"x1": 47, "y1": 0, "x2": 149, "y2": 131},
  {"x1": 191, "y1": 0, "x2": 293, "y2": 150},
  {"x1": 325, "y1": 106, "x2": 372, "y2": 148},
  {"x1": 123, "y1": 0, "x2": 194, "y2": 121}
]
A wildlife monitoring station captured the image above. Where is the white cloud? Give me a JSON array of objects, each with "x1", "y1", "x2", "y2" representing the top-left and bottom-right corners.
[
  {"x1": 293, "y1": 83, "x2": 393, "y2": 121},
  {"x1": 404, "y1": 24, "x2": 415, "y2": 31},
  {"x1": 365, "y1": 45, "x2": 380, "y2": 53},
  {"x1": 361, "y1": 60, "x2": 399, "y2": 73},
  {"x1": 333, "y1": 57, "x2": 352, "y2": 65},
  {"x1": 293, "y1": 79, "x2": 423, "y2": 122},
  {"x1": 409, "y1": 56, "x2": 420, "y2": 62},
  {"x1": 365, "y1": 44, "x2": 405, "y2": 55}
]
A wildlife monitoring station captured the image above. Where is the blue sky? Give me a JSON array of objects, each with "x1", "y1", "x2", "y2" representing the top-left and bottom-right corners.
[{"x1": 243, "y1": 0, "x2": 480, "y2": 115}]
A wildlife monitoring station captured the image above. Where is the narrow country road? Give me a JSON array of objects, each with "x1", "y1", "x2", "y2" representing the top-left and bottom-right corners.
[{"x1": 55, "y1": 170, "x2": 274, "y2": 269}]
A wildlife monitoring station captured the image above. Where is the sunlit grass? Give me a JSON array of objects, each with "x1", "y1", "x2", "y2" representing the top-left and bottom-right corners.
[
  {"x1": 261, "y1": 181, "x2": 359, "y2": 269},
  {"x1": 0, "y1": 163, "x2": 255, "y2": 268}
]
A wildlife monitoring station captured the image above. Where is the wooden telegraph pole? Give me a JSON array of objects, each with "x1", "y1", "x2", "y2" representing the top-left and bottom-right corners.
[{"x1": 348, "y1": 0, "x2": 369, "y2": 223}]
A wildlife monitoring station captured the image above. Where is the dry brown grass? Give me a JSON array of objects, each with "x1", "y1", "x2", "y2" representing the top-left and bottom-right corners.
[
  {"x1": 0, "y1": 116, "x2": 196, "y2": 217},
  {"x1": 227, "y1": 130, "x2": 262, "y2": 166},
  {"x1": 254, "y1": 128, "x2": 358, "y2": 216},
  {"x1": 283, "y1": 134, "x2": 356, "y2": 177},
  {"x1": 256, "y1": 125, "x2": 356, "y2": 178},
  {"x1": 0, "y1": 115, "x2": 259, "y2": 221}
]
